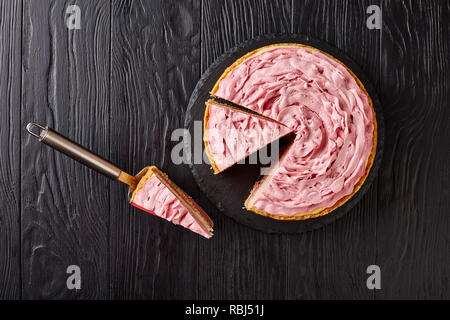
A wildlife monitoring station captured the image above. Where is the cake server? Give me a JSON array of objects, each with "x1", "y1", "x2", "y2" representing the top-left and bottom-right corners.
[
  {"x1": 26, "y1": 122, "x2": 213, "y2": 237},
  {"x1": 26, "y1": 122, "x2": 140, "y2": 191}
]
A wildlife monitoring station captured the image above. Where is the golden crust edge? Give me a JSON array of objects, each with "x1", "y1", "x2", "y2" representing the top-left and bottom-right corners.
[
  {"x1": 130, "y1": 166, "x2": 156, "y2": 203},
  {"x1": 211, "y1": 43, "x2": 323, "y2": 96},
  {"x1": 152, "y1": 167, "x2": 214, "y2": 232},
  {"x1": 208, "y1": 43, "x2": 378, "y2": 220},
  {"x1": 130, "y1": 166, "x2": 214, "y2": 232},
  {"x1": 203, "y1": 101, "x2": 222, "y2": 174}
]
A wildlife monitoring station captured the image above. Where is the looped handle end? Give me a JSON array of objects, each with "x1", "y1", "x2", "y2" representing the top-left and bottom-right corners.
[
  {"x1": 26, "y1": 122, "x2": 48, "y2": 140},
  {"x1": 25, "y1": 122, "x2": 122, "y2": 180}
]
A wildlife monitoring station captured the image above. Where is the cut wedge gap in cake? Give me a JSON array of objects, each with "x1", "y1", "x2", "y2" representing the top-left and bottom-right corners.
[
  {"x1": 130, "y1": 166, "x2": 213, "y2": 238},
  {"x1": 208, "y1": 44, "x2": 377, "y2": 221},
  {"x1": 204, "y1": 98, "x2": 294, "y2": 174}
]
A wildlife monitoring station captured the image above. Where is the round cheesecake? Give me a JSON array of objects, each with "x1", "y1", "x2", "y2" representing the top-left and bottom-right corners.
[{"x1": 209, "y1": 44, "x2": 377, "y2": 220}]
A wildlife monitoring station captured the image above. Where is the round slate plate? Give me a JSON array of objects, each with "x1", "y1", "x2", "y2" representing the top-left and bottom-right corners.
[{"x1": 184, "y1": 33, "x2": 384, "y2": 233}]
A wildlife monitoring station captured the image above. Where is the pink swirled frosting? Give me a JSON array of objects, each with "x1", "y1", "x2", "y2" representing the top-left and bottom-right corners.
[
  {"x1": 206, "y1": 102, "x2": 292, "y2": 171},
  {"x1": 214, "y1": 46, "x2": 375, "y2": 215},
  {"x1": 132, "y1": 174, "x2": 212, "y2": 238}
]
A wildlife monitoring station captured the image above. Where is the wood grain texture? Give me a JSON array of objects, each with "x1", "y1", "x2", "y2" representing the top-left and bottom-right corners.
[
  {"x1": 377, "y1": 0, "x2": 450, "y2": 299},
  {"x1": 0, "y1": 0, "x2": 447, "y2": 300},
  {"x1": 0, "y1": 0, "x2": 22, "y2": 299},
  {"x1": 289, "y1": 0, "x2": 381, "y2": 299},
  {"x1": 21, "y1": 0, "x2": 110, "y2": 299},
  {"x1": 110, "y1": 0, "x2": 201, "y2": 299},
  {"x1": 199, "y1": 0, "x2": 292, "y2": 299}
]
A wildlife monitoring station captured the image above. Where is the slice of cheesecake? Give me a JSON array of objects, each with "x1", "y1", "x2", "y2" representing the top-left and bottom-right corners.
[
  {"x1": 204, "y1": 99, "x2": 293, "y2": 174},
  {"x1": 130, "y1": 166, "x2": 213, "y2": 238}
]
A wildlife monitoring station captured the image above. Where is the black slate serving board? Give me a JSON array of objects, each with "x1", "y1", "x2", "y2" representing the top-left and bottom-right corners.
[{"x1": 185, "y1": 33, "x2": 384, "y2": 233}]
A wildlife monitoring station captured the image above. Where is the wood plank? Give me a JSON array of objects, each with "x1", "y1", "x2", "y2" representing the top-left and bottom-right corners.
[
  {"x1": 199, "y1": 0, "x2": 292, "y2": 299},
  {"x1": 21, "y1": 0, "x2": 110, "y2": 299},
  {"x1": 110, "y1": 0, "x2": 201, "y2": 299},
  {"x1": 289, "y1": 0, "x2": 381, "y2": 299},
  {"x1": 377, "y1": 0, "x2": 450, "y2": 299},
  {"x1": 0, "y1": 0, "x2": 22, "y2": 299}
]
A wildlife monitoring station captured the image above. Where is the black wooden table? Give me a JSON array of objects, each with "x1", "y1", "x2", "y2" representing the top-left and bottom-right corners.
[{"x1": 0, "y1": 0, "x2": 449, "y2": 300}]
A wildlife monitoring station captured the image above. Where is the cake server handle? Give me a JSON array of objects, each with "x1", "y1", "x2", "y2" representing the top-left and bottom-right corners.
[{"x1": 26, "y1": 122, "x2": 138, "y2": 188}]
